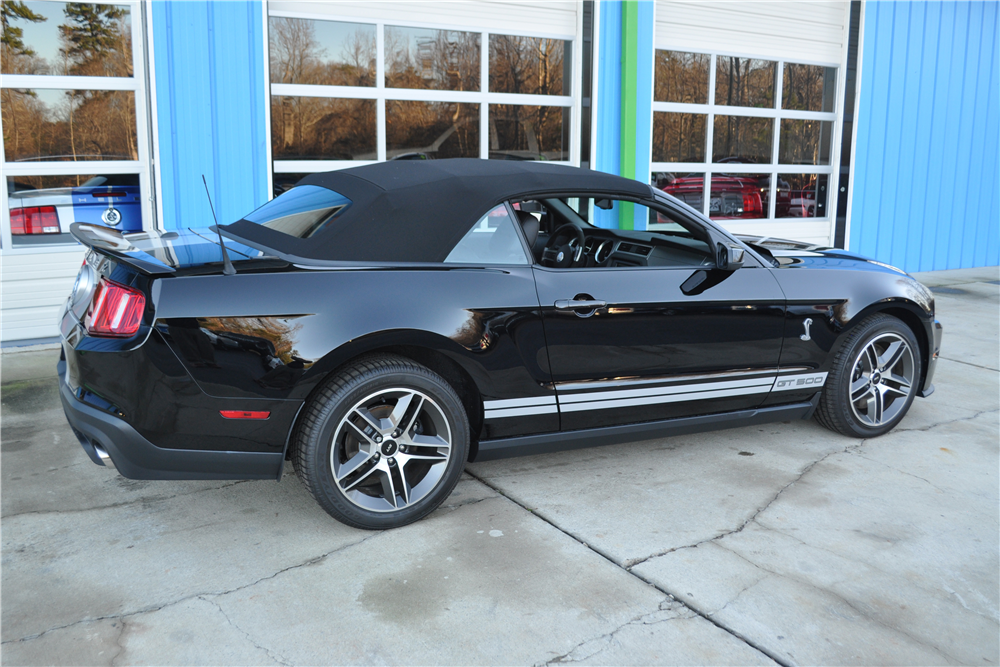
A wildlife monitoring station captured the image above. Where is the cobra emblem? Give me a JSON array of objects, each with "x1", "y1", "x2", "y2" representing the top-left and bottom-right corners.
[{"x1": 800, "y1": 317, "x2": 813, "y2": 341}]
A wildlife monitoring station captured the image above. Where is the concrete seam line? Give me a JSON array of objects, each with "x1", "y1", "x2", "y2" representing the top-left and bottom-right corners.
[{"x1": 462, "y1": 468, "x2": 793, "y2": 667}]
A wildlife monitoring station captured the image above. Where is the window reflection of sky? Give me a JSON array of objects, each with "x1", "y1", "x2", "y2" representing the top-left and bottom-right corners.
[{"x1": 3, "y1": 2, "x2": 131, "y2": 74}]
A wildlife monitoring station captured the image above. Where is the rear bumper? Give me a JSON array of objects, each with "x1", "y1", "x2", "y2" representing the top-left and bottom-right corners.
[
  {"x1": 919, "y1": 319, "x2": 943, "y2": 398},
  {"x1": 59, "y1": 360, "x2": 282, "y2": 481}
]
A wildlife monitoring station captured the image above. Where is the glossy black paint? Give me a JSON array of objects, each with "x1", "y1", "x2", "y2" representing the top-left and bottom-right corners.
[{"x1": 58, "y1": 179, "x2": 940, "y2": 481}]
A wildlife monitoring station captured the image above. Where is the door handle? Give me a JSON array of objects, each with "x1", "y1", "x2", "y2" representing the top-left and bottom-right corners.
[{"x1": 555, "y1": 299, "x2": 607, "y2": 310}]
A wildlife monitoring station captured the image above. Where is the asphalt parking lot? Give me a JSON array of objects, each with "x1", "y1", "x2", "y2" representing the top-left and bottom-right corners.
[{"x1": 2, "y1": 266, "x2": 997, "y2": 666}]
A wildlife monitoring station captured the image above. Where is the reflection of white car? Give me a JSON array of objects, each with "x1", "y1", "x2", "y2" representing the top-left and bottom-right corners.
[
  {"x1": 7, "y1": 175, "x2": 142, "y2": 246},
  {"x1": 789, "y1": 189, "x2": 817, "y2": 217}
]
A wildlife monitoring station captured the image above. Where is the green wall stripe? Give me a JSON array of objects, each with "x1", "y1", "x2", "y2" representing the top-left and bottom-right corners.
[{"x1": 619, "y1": 0, "x2": 639, "y2": 230}]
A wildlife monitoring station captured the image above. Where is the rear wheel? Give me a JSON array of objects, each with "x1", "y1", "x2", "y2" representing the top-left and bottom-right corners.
[
  {"x1": 816, "y1": 313, "x2": 921, "y2": 437},
  {"x1": 293, "y1": 355, "x2": 469, "y2": 529}
]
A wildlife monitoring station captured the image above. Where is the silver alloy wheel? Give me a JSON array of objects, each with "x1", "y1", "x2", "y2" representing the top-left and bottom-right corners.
[
  {"x1": 848, "y1": 333, "x2": 915, "y2": 427},
  {"x1": 330, "y1": 387, "x2": 452, "y2": 513}
]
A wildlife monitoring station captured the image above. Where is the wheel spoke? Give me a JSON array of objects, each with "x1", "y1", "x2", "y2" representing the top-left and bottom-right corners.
[
  {"x1": 379, "y1": 466, "x2": 399, "y2": 508},
  {"x1": 883, "y1": 374, "x2": 912, "y2": 397},
  {"x1": 867, "y1": 387, "x2": 884, "y2": 424},
  {"x1": 411, "y1": 434, "x2": 451, "y2": 450},
  {"x1": 335, "y1": 451, "x2": 374, "y2": 481},
  {"x1": 878, "y1": 340, "x2": 906, "y2": 372},
  {"x1": 344, "y1": 417, "x2": 378, "y2": 446},
  {"x1": 399, "y1": 450, "x2": 448, "y2": 464},
  {"x1": 388, "y1": 392, "x2": 418, "y2": 430},
  {"x1": 850, "y1": 376, "x2": 871, "y2": 402},
  {"x1": 352, "y1": 408, "x2": 382, "y2": 435},
  {"x1": 864, "y1": 345, "x2": 879, "y2": 374},
  {"x1": 393, "y1": 465, "x2": 411, "y2": 506},
  {"x1": 342, "y1": 460, "x2": 381, "y2": 491}
]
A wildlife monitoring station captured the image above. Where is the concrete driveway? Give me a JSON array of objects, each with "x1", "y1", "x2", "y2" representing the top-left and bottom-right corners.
[{"x1": 2, "y1": 267, "x2": 997, "y2": 666}]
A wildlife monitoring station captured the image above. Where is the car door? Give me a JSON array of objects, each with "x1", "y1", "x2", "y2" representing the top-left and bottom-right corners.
[{"x1": 529, "y1": 197, "x2": 787, "y2": 431}]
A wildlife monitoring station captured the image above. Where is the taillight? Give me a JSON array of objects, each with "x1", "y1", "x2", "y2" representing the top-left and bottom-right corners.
[
  {"x1": 10, "y1": 206, "x2": 60, "y2": 234},
  {"x1": 742, "y1": 193, "x2": 763, "y2": 216},
  {"x1": 86, "y1": 279, "x2": 145, "y2": 338}
]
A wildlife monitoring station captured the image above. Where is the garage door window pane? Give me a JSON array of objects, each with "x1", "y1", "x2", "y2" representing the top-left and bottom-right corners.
[
  {"x1": 715, "y1": 57, "x2": 775, "y2": 108},
  {"x1": 779, "y1": 119, "x2": 833, "y2": 165},
  {"x1": 7, "y1": 173, "x2": 142, "y2": 246},
  {"x1": 713, "y1": 115, "x2": 772, "y2": 163},
  {"x1": 1, "y1": 2, "x2": 132, "y2": 76},
  {"x1": 782, "y1": 63, "x2": 836, "y2": 112},
  {"x1": 709, "y1": 173, "x2": 770, "y2": 219},
  {"x1": 654, "y1": 50, "x2": 709, "y2": 103},
  {"x1": 270, "y1": 96, "x2": 376, "y2": 160},
  {"x1": 490, "y1": 35, "x2": 570, "y2": 96},
  {"x1": 385, "y1": 26, "x2": 480, "y2": 91},
  {"x1": 652, "y1": 112, "x2": 706, "y2": 162},
  {"x1": 489, "y1": 105, "x2": 569, "y2": 161},
  {"x1": 776, "y1": 174, "x2": 828, "y2": 218},
  {"x1": 386, "y1": 101, "x2": 479, "y2": 159},
  {"x1": 2, "y1": 88, "x2": 137, "y2": 162},
  {"x1": 269, "y1": 17, "x2": 375, "y2": 87},
  {"x1": 655, "y1": 172, "x2": 706, "y2": 212}
]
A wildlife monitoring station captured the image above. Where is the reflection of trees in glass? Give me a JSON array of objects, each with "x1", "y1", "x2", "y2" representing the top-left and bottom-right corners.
[
  {"x1": 779, "y1": 119, "x2": 831, "y2": 165},
  {"x1": 1, "y1": 0, "x2": 47, "y2": 73},
  {"x1": 269, "y1": 18, "x2": 377, "y2": 160},
  {"x1": 268, "y1": 17, "x2": 374, "y2": 86},
  {"x1": 270, "y1": 96, "x2": 376, "y2": 160},
  {"x1": 715, "y1": 57, "x2": 775, "y2": 108},
  {"x1": 385, "y1": 27, "x2": 479, "y2": 91},
  {"x1": 489, "y1": 35, "x2": 568, "y2": 95},
  {"x1": 783, "y1": 63, "x2": 835, "y2": 112},
  {"x1": 654, "y1": 50, "x2": 709, "y2": 103},
  {"x1": 713, "y1": 115, "x2": 772, "y2": 163},
  {"x1": 652, "y1": 112, "x2": 705, "y2": 162},
  {"x1": 2, "y1": 88, "x2": 136, "y2": 161},
  {"x1": 386, "y1": 101, "x2": 478, "y2": 158},
  {"x1": 489, "y1": 105, "x2": 567, "y2": 160},
  {"x1": 1, "y1": 3, "x2": 135, "y2": 162}
]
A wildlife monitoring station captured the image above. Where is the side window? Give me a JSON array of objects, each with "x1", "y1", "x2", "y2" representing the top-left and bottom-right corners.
[{"x1": 444, "y1": 204, "x2": 529, "y2": 265}]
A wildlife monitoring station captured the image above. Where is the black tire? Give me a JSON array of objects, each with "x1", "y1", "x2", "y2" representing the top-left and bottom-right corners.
[
  {"x1": 816, "y1": 313, "x2": 922, "y2": 438},
  {"x1": 292, "y1": 354, "x2": 469, "y2": 529}
]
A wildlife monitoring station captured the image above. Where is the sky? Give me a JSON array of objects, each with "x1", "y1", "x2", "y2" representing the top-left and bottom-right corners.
[{"x1": 11, "y1": 1, "x2": 131, "y2": 72}]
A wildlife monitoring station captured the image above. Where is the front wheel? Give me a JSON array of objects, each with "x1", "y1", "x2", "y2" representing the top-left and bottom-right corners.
[
  {"x1": 293, "y1": 355, "x2": 469, "y2": 529},
  {"x1": 816, "y1": 313, "x2": 922, "y2": 438}
]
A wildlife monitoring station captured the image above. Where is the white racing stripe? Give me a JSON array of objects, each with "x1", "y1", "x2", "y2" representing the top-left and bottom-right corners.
[{"x1": 483, "y1": 371, "x2": 828, "y2": 419}]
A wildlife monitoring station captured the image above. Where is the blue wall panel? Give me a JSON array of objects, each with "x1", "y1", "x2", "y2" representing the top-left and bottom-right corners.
[
  {"x1": 851, "y1": 1, "x2": 999, "y2": 272},
  {"x1": 152, "y1": 0, "x2": 268, "y2": 230},
  {"x1": 594, "y1": 1, "x2": 623, "y2": 229}
]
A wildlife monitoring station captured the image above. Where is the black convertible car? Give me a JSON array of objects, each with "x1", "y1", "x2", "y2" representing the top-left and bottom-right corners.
[{"x1": 59, "y1": 160, "x2": 942, "y2": 529}]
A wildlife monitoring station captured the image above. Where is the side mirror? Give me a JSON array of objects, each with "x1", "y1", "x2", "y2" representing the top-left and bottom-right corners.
[
  {"x1": 716, "y1": 243, "x2": 745, "y2": 271},
  {"x1": 595, "y1": 198, "x2": 613, "y2": 210}
]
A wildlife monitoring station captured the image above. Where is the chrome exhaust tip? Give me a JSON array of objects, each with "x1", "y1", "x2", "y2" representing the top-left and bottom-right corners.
[{"x1": 93, "y1": 444, "x2": 115, "y2": 469}]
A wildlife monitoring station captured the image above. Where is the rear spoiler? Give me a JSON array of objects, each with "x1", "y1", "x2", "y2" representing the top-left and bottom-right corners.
[{"x1": 70, "y1": 223, "x2": 176, "y2": 276}]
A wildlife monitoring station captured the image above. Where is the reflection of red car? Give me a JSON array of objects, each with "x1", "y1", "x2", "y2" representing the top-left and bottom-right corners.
[
  {"x1": 663, "y1": 174, "x2": 764, "y2": 219},
  {"x1": 661, "y1": 173, "x2": 791, "y2": 219}
]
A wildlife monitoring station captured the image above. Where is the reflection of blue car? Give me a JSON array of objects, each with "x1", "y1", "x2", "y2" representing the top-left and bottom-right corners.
[{"x1": 7, "y1": 175, "x2": 142, "y2": 245}]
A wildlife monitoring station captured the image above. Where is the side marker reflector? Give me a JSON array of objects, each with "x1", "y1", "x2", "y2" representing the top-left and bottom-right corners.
[{"x1": 220, "y1": 410, "x2": 270, "y2": 420}]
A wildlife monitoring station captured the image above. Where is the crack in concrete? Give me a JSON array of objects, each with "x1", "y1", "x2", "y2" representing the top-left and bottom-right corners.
[
  {"x1": 539, "y1": 598, "x2": 700, "y2": 666},
  {"x1": 711, "y1": 542, "x2": 967, "y2": 665},
  {"x1": 892, "y1": 409, "x2": 1000, "y2": 435},
  {"x1": 847, "y1": 451, "x2": 951, "y2": 494},
  {"x1": 1, "y1": 533, "x2": 379, "y2": 646},
  {"x1": 109, "y1": 618, "x2": 126, "y2": 667},
  {"x1": 938, "y1": 356, "x2": 999, "y2": 372},
  {"x1": 626, "y1": 442, "x2": 861, "y2": 570},
  {"x1": 0, "y1": 480, "x2": 254, "y2": 520},
  {"x1": 200, "y1": 595, "x2": 293, "y2": 666},
  {"x1": 463, "y1": 469, "x2": 792, "y2": 667}
]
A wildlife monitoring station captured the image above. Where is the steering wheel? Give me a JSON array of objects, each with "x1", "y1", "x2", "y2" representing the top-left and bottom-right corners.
[{"x1": 541, "y1": 223, "x2": 586, "y2": 268}]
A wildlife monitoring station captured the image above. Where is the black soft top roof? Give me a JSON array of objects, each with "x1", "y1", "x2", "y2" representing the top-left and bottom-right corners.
[{"x1": 221, "y1": 159, "x2": 653, "y2": 264}]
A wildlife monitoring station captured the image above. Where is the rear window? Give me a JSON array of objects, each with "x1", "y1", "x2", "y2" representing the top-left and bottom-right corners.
[{"x1": 243, "y1": 185, "x2": 351, "y2": 239}]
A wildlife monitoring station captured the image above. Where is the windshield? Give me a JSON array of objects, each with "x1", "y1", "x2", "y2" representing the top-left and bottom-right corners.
[{"x1": 243, "y1": 185, "x2": 352, "y2": 239}]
